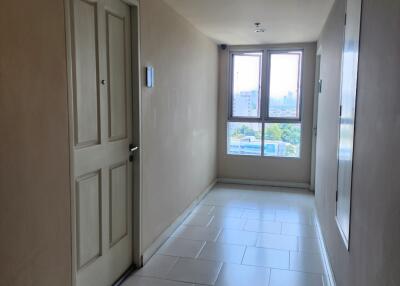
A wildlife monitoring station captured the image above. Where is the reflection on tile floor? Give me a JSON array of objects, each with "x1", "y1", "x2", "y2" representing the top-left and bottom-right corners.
[{"x1": 124, "y1": 184, "x2": 325, "y2": 286}]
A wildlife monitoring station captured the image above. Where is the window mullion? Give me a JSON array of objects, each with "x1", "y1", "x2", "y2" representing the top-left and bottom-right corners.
[
  {"x1": 264, "y1": 49, "x2": 271, "y2": 123},
  {"x1": 261, "y1": 48, "x2": 268, "y2": 122},
  {"x1": 260, "y1": 48, "x2": 269, "y2": 154},
  {"x1": 261, "y1": 119, "x2": 265, "y2": 156}
]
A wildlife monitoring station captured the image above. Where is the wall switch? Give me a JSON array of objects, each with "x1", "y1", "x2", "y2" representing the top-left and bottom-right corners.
[{"x1": 146, "y1": 66, "x2": 154, "y2": 88}]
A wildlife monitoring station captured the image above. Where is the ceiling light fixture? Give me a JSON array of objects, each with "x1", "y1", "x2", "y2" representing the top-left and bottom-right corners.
[{"x1": 254, "y1": 22, "x2": 265, "y2": 33}]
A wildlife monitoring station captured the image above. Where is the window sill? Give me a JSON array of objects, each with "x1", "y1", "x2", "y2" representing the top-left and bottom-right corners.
[{"x1": 225, "y1": 153, "x2": 302, "y2": 160}]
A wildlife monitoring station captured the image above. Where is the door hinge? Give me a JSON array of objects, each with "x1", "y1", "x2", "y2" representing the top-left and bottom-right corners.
[
  {"x1": 344, "y1": 13, "x2": 347, "y2": 26},
  {"x1": 318, "y1": 80, "x2": 322, "y2": 93},
  {"x1": 336, "y1": 190, "x2": 339, "y2": 202},
  {"x1": 339, "y1": 105, "x2": 343, "y2": 117}
]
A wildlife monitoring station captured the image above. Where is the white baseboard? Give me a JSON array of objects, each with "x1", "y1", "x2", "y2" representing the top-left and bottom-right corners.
[
  {"x1": 217, "y1": 177, "x2": 310, "y2": 190},
  {"x1": 142, "y1": 179, "x2": 217, "y2": 264},
  {"x1": 315, "y1": 215, "x2": 336, "y2": 286}
]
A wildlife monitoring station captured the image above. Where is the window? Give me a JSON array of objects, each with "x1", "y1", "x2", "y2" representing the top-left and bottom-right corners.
[
  {"x1": 264, "y1": 123, "x2": 301, "y2": 158},
  {"x1": 228, "y1": 50, "x2": 303, "y2": 158},
  {"x1": 227, "y1": 122, "x2": 262, "y2": 156},
  {"x1": 231, "y1": 53, "x2": 262, "y2": 118},
  {"x1": 268, "y1": 52, "x2": 302, "y2": 119}
]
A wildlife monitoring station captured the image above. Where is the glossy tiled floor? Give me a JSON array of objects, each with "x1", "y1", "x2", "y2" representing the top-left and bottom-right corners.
[{"x1": 124, "y1": 184, "x2": 325, "y2": 286}]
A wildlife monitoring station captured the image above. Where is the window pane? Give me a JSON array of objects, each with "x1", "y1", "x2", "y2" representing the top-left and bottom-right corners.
[
  {"x1": 232, "y1": 53, "x2": 262, "y2": 118},
  {"x1": 268, "y1": 52, "x2": 302, "y2": 118},
  {"x1": 264, "y1": 123, "x2": 301, "y2": 158},
  {"x1": 227, "y1": 122, "x2": 262, "y2": 156}
]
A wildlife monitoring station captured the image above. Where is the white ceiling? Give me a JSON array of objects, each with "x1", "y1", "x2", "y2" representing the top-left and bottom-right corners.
[{"x1": 163, "y1": 0, "x2": 335, "y2": 45}]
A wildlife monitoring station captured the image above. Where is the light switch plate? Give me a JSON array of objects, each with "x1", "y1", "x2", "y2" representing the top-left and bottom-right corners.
[{"x1": 146, "y1": 66, "x2": 154, "y2": 88}]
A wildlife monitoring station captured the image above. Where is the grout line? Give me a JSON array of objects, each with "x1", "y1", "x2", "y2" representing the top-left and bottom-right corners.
[
  {"x1": 214, "y1": 228, "x2": 223, "y2": 242},
  {"x1": 267, "y1": 267, "x2": 272, "y2": 286},
  {"x1": 214, "y1": 262, "x2": 224, "y2": 285},
  {"x1": 194, "y1": 241, "x2": 207, "y2": 259},
  {"x1": 240, "y1": 245, "x2": 247, "y2": 264},
  {"x1": 134, "y1": 275, "x2": 200, "y2": 285}
]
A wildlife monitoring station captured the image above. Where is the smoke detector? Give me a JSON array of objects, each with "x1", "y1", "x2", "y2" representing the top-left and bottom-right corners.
[{"x1": 254, "y1": 22, "x2": 265, "y2": 33}]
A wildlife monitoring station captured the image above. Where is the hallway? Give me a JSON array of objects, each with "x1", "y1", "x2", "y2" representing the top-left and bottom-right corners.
[
  {"x1": 3, "y1": 0, "x2": 400, "y2": 285},
  {"x1": 124, "y1": 184, "x2": 326, "y2": 286}
]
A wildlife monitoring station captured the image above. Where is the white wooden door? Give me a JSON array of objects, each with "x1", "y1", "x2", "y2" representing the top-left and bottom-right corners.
[{"x1": 71, "y1": 0, "x2": 134, "y2": 284}]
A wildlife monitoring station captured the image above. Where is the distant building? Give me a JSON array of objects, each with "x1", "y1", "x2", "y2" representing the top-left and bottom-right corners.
[
  {"x1": 269, "y1": 91, "x2": 298, "y2": 117},
  {"x1": 233, "y1": 90, "x2": 259, "y2": 117}
]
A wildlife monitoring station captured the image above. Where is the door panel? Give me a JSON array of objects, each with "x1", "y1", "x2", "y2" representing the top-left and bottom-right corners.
[
  {"x1": 76, "y1": 171, "x2": 102, "y2": 269},
  {"x1": 336, "y1": 0, "x2": 362, "y2": 247},
  {"x1": 73, "y1": 0, "x2": 101, "y2": 147},
  {"x1": 107, "y1": 11, "x2": 128, "y2": 141},
  {"x1": 109, "y1": 161, "x2": 128, "y2": 246},
  {"x1": 71, "y1": 0, "x2": 133, "y2": 285}
]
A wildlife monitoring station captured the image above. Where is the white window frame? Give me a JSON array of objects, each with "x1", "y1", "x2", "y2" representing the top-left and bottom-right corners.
[{"x1": 227, "y1": 48, "x2": 304, "y2": 158}]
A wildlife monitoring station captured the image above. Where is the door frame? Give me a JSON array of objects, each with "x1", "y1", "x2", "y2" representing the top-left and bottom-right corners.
[
  {"x1": 64, "y1": 0, "x2": 143, "y2": 285},
  {"x1": 310, "y1": 46, "x2": 322, "y2": 191}
]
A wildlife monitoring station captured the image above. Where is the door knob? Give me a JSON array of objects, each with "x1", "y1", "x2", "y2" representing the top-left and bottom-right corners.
[{"x1": 129, "y1": 144, "x2": 139, "y2": 152}]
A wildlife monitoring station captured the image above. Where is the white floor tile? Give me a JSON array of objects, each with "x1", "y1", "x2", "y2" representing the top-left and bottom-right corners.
[
  {"x1": 211, "y1": 206, "x2": 244, "y2": 218},
  {"x1": 134, "y1": 255, "x2": 179, "y2": 279},
  {"x1": 192, "y1": 205, "x2": 215, "y2": 216},
  {"x1": 198, "y1": 241, "x2": 246, "y2": 264},
  {"x1": 208, "y1": 217, "x2": 246, "y2": 230},
  {"x1": 241, "y1": 209, "x2": 275, "y2": 221},
  {"x1": 256, "y1": 233, "x2": 298, "y2": 251},
  {"x1": 172, "y1": 225, "x2": 221, "y2": 241},
  {"x1": 215, "y1": 264, "x2": 270, "y2": 286},
  {"x1": 276, "y1": 210, "x2": 312, "y2": 225},
  {"x1": 269, "y1": 269, "x2": 323, "y2": 286},
  {"x1": 225, "y1": 200, "x2": 260, "y2": 209},
  {"x1": 282, "y1": 223, "x2": 317, "y2": 238},
  {"x1": 201, "y1": 193, "x2": 242, "y2": 207},
  {"x1": 184, "y1": 213, "x2": 214, "y2": 227},
  {"x1": 244, "y1": 220, "x2": 281, "y2": 234},
  {"x1": 290, "y1": 251, "x2": 324, "y2": 274},
  {"x1": 242, "y1": 246, "x2": 289, "y2": 269},
  {"x1": 166, "y1": 258, "x2": 223, "y2": 285},
  {"x1": 298, "y1": 237, "x2": 320, "y2": 253},
  {"x1": 124, "y1": 276, "x2": 194, "y2": 286},
  {"x1": 158, "y1": 238, "x2": 205, "y2": 258},
  {"x1": 124, "y1": 184, "x2": 324, "y2": 286},
  {"x1": 217, "y1": 229, "x2": 258, "y2": 246}
]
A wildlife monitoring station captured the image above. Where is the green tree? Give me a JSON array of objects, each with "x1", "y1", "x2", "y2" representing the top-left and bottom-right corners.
[
  {"x1": 281, "y1": 124, "x2": 301, "y2": 145},
  {"x1": 265, "y1": 124, "x2": 282, "y2": 141},
  {"x1": 286, "y1": 144, "x2": 296, "y2": 156},
  {"x1": 232, "y1": 124, "x2": 256, "y2": 138}
]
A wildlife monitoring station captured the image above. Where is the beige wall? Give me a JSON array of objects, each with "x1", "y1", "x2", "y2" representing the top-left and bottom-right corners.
[
  {"x1": 0, "y1": 0, "x2": 218, "y2": 281},
  {"x1": 0, "y1": 0, "x2": 71, "y2": 285},
  {"x1": 315, "y1": 0, "x2": 400, "y2": 285},
  {"x1": 140, "y1": 0, "x2": 219, "y2": 252},
  {"x1": 217, "y1": 43, "x2": 316, "y2": 185}
]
